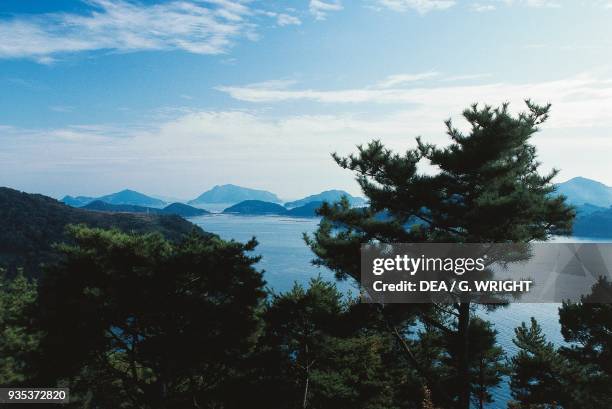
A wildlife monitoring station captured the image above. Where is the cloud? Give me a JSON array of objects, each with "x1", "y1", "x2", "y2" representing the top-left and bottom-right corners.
[
  {"x1": 0, "y1": 0, "x2": 300, "y2": 62},
  {"x1": 309, "y1": 0, "x2": 343, "y2": 20},
  {"x1": 0, "y1": 111, "x2": 375, "y2": 198},
  {"x1": 516, "y1": 0, "x2": 561, "y2": 7},
  {"x1": 276, "y1": 13, "x2": 302, "y2": 26},
  {"x1": 440, "y1": 73, "x2": 493, "y2": 81},
  {"x1": 259, "y1": 9, "x2": 302, "y2": 26},
  {"x1": 479, "y1": 0, "x2": 561, "y2": 9},
  {"x1": 471, "y1": 3, "x2": 496, "y2": 11},
  {"x1": 375, "y1": 0, "x2": 456, "y2": 14},
  {"x1": 5, "y1": 86, "x2": 612, "y2": 199},
  {"x1": 216, "y1": 72, "x2": 612, "y2": 129},
  {"x1": 375, "y1": 72, "x2": 440, "y2": 88}
]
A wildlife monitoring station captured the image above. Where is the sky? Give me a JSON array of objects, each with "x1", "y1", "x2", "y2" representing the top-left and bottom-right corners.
[{"x1": 1, "y1": 0, "x2": 612, "y2": 201}]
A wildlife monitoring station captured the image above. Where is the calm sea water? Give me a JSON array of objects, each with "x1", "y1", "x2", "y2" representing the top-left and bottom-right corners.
[{"x1": 190, "y1": 214, "x2": 609, "y2": 409}]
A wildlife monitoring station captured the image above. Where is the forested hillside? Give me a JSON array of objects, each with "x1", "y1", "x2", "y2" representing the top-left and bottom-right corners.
[{"x1": 0, "y1": 187, "x2": 202, "y2": 276}]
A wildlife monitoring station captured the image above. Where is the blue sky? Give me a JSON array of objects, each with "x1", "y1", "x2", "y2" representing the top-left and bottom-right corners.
[{"x1": 2, "y1": 0, "x2": 612, "y2": 200}]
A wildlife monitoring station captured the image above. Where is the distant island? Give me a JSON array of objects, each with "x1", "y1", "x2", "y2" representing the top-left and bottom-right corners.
[
  {"x1": 222, "y1": 200, "x2": 326, "y2": 217},
  {"x1": 189, "y1": 184, "x2": 281, "y2": 206},
  {"x1": 285, "y1": 190, "x2": 365, "y2": 208},
  {"x1": 555, "y1": 176, "x2": 612, "y2": 207},
  {"x1": 573, "y1": 203, "x2": 612, "y2": 238},
  {"x1": 50, "y1": 177, "x2": 612, "y2": 237},
  {"x1": 83, "y1": 200, "x2": 209, "y2": 217},
  {"x1": 285, "y1": 201, "x2": 325, "y2": 217},
  {"x1": 162, "y1": 202, "x2": 210, "y2": 217},
  {"x1": 223, "y1": 200, "x2": 288, "y2": 215},
  {"x1": 60, "y1": 186, "x2": 368, "y2": 213},
  {"x1": 551, "y1": 177, "x2": 612, "y2": 237},
  {"x1": 62, "y1": 189, "x2": 166, "y2": 208}
]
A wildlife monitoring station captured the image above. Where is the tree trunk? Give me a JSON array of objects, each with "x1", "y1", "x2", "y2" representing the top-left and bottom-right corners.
[
  {"x1": 302, "y1": 344, "x2": 310, "y2": 409},
  {"x1": 457, "y1": 302, "x2": 471, "y2": 409},
  {"x1": 302, "y1": 374, "x2": 310, "y2": 409}
]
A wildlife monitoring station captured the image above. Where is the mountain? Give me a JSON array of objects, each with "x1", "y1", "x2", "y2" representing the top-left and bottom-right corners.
[
  {"x1": 575, "y1": 203, "x2": 607, "y2": 215},
  {"x1": 61, "y1": 195, "x2": 95, "y2": 207},
  {"x1": 61, "y1": 189, "x2": 166, "y2": 208},
  {"x1": 223, "y1": 200, "x2": 287, "y2": 215},
  {"x1": 284, "y1": 190, "x2": 366, "y2": 209},
  {"x1": 573, "y1": 206, "x2": 612, "y2": 238},
  {"x1": 82, "y1": 200, "x2": 162, "y2": 214},
  {"x1": 189, "y1": 184, "x2": 281, "y2": 205},
  {"x1": 95, "y1": 189, "x2": 166, "y2": 207},
  {"x1": 285, "y1": 201, "x2": 324, "y2": 217},
  {"x1": 555, "y1": 177, "x2": 612, "y2": 207},
  {"x1": 0, "y1": 187, "x2": 202, "y2": 277},
  {"x1": 162, "y1": 203, "x2": 209, "y2": 217},
  {"x1": 83, "y1": 201, "x2": 209, "y2": 218}
]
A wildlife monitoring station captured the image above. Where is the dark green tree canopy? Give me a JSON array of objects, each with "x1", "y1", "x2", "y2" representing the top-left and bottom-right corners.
[
  {"x1": 36, "y1": 225, "x2": 266, "y2": 408},
  {"x1": 307, "y1": 101, "x2": 576, "y2": 409},
  {"x1": 0, "y1": 271, "x2": 39, "y2": 386}
]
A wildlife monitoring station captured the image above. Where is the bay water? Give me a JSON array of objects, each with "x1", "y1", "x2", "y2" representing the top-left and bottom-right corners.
[{"x1": 190, "y1": 214, "x2": 608, "y2": 408}]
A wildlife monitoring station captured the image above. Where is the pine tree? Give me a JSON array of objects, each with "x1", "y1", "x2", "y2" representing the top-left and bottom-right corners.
[
  {"x1": 509, "y1": 318, "x2": 566, "y2": 408},
  {"x1": 254, "y1": 277, "x2": 417, "y2": 409},
  {"x1": 510, "y1": 279, "x2": 612, "y2": 409},
  {"x1": 0, "y1": 270, "x2": 39, "y2": 386},
  {"x1": 557, "y1": 277, "x2": 612, "y2": 408},
  {"x1": 307, "y1": 101, "x2": 574, "y2": 409},
  {"x1": 35, "y1": 226, "x2": 266, "y2": 408}
]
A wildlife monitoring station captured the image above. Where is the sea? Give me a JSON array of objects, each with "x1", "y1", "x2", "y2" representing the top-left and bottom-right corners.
[{"x1": 189, "y1": 213, "x2": 609, "y2": 409}]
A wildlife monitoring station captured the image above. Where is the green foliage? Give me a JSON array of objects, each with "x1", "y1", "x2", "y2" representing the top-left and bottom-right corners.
[
  {"x1": 509, "y1": 318, "x2": 567, "y2": 408},
  {"x1": 510, "y1": 279, "x2": 612, "y2": 409},
  {"x1": 0, "y1": 187, "x2": 203, "y2": 277},
  {"x1": 36, "y1": 225, "x2": 265, "y2": 408},
  {"x1": 463, "y1": 319, "x2": 507, "y2": 409},
  {"x1": 0, "y1": 270, "x2": 39, "y2": 385},
  {"x1": 306, "y1": 101, "x2": 575, "y2": 409},
  {"x1": 558, "y1": 277, "x2": 612, "y2": 408},
  {"x1": 250, "y1": 277, "x2": 419, "y2": 409}
]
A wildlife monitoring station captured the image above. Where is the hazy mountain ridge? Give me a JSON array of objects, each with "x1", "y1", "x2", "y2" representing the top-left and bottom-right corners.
[
  {"x1": 285, "y1": 201, "x2": 325, "y2": 217},
  {"x1": 83, "y1": 201, "x2": 209, "y2": 217},
  {"x1": 222, "y1": 200, "x2": 287, "y2": 215},
  {"x1": 284, "y1": 190, "x2": 366, "y2": 208},
  {"x1": 62, "y1": 189, "x2": 166, "y2": 208},
  {"x1": 189, "y1": 184, "x2": 281, "y2": 205},
  {"x1": 163, "y1": 202, "x2": 210, "y2": 217},
  {"x1": 62, "y1": 186, "x2": 365, "y2": 210},
  {"x1": 61, "y1": 195, "x2": 96, "y2": 207},
  {"x1": 573, "y1": 204, "x2": 612, "y2": 238},
  {"x1": 555, "y1": 176, "x2": 612, "y2": 207},
  {"x1": 222, "y1": 200, "x2": 325, "y2": 217},
  {"x1": 52, "y1": 177, "x2": 612, "y2": 237}
]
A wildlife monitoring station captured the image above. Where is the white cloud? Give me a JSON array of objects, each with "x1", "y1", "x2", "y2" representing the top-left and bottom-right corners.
[
  {"x1": 0, "y1": 0, "x2": 301, "y2": 62},
  {"x1": 484, "y1": 0, "x2": 561, "y2": 8},
  {"x1": 216, "y1": 72, "x2": 612, "y2": 130},
  {"x1": 376, "y1": 0, "x2": 456, "y2": 14},
  {"x1": 375, "y1": 71, "x2": 440, "y2": 88},
  {"x1": 276, "y1": 13, "x2": 302, "y2": 26},
  {"x1": 471, "y1": 3, "x2": 496, "y2": 11},
  {"x1": 309, "y1": 0, "x2": 343, "y2": 20},
  {"x1": 518, "y1": 0, "x2": 561, "y2": 7},
  {"x1": 440, "y1": 73, "x2": 493, "y2": 81},
  {"x1": 5, "y1": 86, "x2": 612, "y2": 199},
  {"x1": 259, "y1": 9, "x2": 302, "y2": 26}
]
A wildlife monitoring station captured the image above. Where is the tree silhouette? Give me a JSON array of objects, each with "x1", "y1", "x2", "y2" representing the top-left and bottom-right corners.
[
  {"x1": 35, "y1": 226, "x2": 266, "y2": 408},
  {"x1": 307, "y1": 101, "x2": 574, "y2": 408}
]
